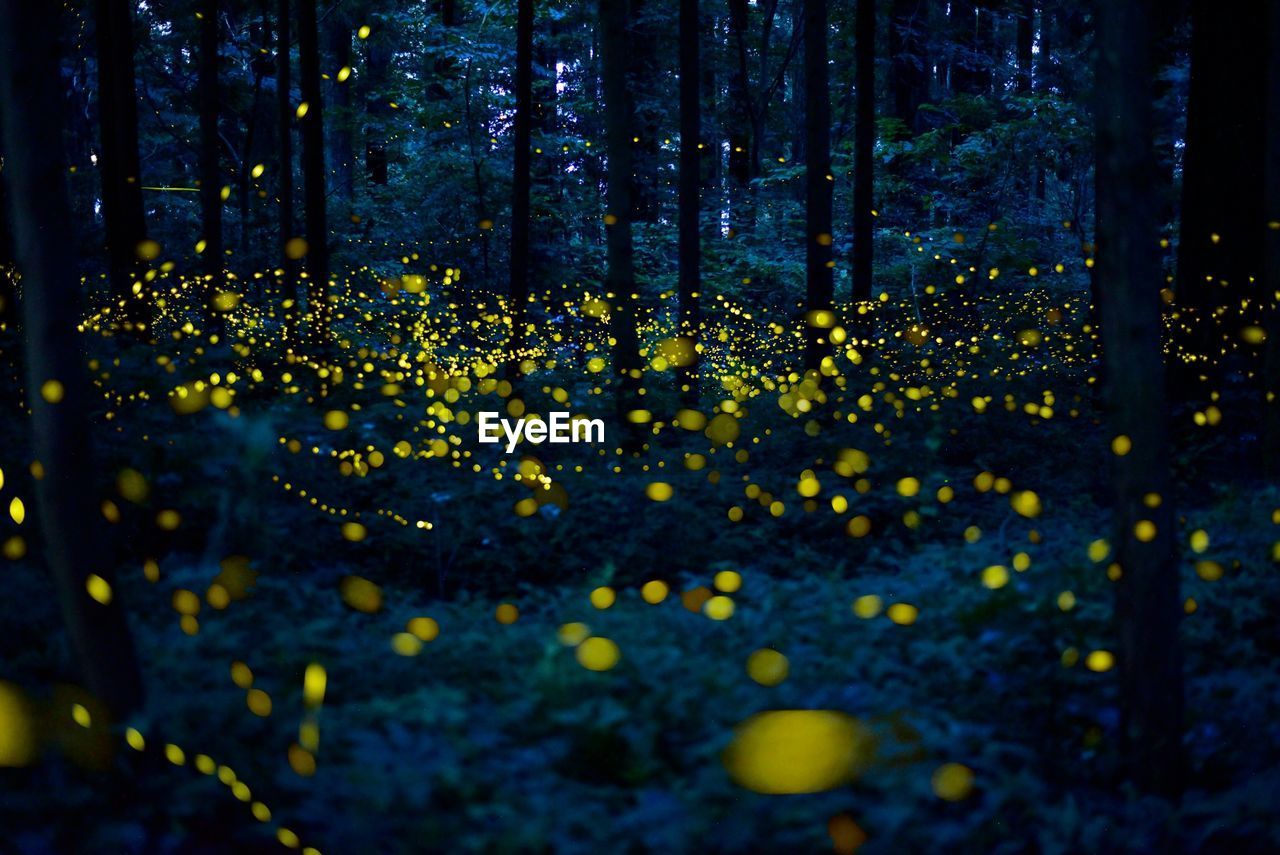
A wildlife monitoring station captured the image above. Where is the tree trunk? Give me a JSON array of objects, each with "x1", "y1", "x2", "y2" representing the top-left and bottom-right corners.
[
  {"x1": 804, "y1": 0, "x2": 833, "y2": 371},
  {"x1": 509, "y1": 0, "x2": 532, "y2": 381},
  {"x1": 94, "y1": 0, "x2": 150, "y2": 333},
  {"x1": 198, "y1": 0, "x2": 224, "y2": 326},
  {"x1": 678, "y1": 0, "x2": 701, "y2": 405},
  {"x1": 1174, "y1": 0, "x2": 1266, "y2": 393},
  {"x1": 277, "y1": 0, "x2": 299, "y2": 344},
  {"x1": 599, "y1": 0, "x2": 643, "y2": 444},
  {"x1": 852, "y1": 0, "x2": 875, "y2": 303},
  {"x1": 726, "y1": 0, "x2": 752, "y2": 236},
  {"x1": 363, "y1": 18, "x2": 391, "y2": 186},
  {"x1": 0, "y1": 123, "x2": 13, "y2": 325},
  {"x1": 1015, "y1": 0, "x2": 1033, "y2": 93},
  {"x1": 0, "y1": 0, "x2": 145, "y2": 717},
  {"x1": 327, "y1": 9, "x2": 355, "y2": 204},
  {"x1": 889, "y1": 0, "x2": 928, "y2": 130},
  {"x1": 1095, "y1": 0, "x2": 1184, "y2": 799},
  {"x1": 298, "y1": 0, "x2": 330, "y2": 346},
  {"x1": 1266, "y1": 0, "x2": 1280, "y2": 477}
]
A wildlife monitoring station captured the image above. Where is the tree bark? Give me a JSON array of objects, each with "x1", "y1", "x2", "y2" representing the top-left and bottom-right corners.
[
  {"x1": 198, "y1": 0, "x2": 224, "y2": 326},
  {"x1": 0, "y1": 0, "x2": 145, "y2": 717},
  {"x1": 1175, "y1": 0, "x2": 1265, "y2": 337},
  {"x1": 298, "y1": 0, "x2": 330, "y2": 346},
  {"x1": 889, "y1": 0, "x2": 928, "y2": 130},
  {"x1": 509, "y1": 0, "x2": 532, "y2": 380},
  {"x1": 678, "y1": 0, "x2": 701, "y2": 405},
  {"x1": 599, "y1": 0, "x2": 644, "y2": 444},
  {"x1": 1015, "y1": 0, "x2": 1033, "y2": 93},
  {"x1": 277, "y1": 0, "x2": 300, "y2": 344},
  {"x1": 804, "y1": 0, "x2": 833, "y2": 371},
  {"x1": 1266, "y1": 0, "x2": 1280, "y2": 477},
  {"x1": 327, "y1": 9, "x2": 355, "y2": 203},
  {"x1": 94, "y1": 0, "x2": 150, "y2": 332},
  {"x1": 852, "y1": 0, "x2": 875, "y2": 303},
  {"x1": 1095, "y1": 0, "x2": 1184, "y2": 798}
]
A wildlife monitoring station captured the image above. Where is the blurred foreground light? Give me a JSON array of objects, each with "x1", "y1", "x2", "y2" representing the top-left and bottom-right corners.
[
  {"x1": 723, "y1": 710, "x2": 872, "y2": 794},
  {"x1": 0, "y1": 681, "x2": 37, "y2": 766}
]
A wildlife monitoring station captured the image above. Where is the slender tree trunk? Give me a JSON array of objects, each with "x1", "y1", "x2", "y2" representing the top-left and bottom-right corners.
[
  {"x1": 1015, "y1": 0, "x2": 1033, "y2": 93},
  {"x1": 1265, "y1": 1, "x2": 1280, "y2": 477},
  {"x1": 804, "y1": 0, "x2": 833, "y2": 371},
  {"x1": 199, "y1": 0, "x2": 224, "y2": 326},
  {"x1": 1174, "y1": 0, "x2": 1266, "y2": 394},
  {"x1": 0, "y1": 0, "x2": 144, "y2": 717},
  {"x1": 509, "y1": 0, "x2": 532, "y2": 381},
  {"x1": 678, "y1": 0, "x2": 701, "y2": 405},
  {"x1": 726, "y1": 0, "x2": 752, "y2": 236},
  {"x1": 277, "y1": 0, "x2": 299, "y2": 344},
  {"x1": 1095, "y1": 0, "x2": 1184, "y2": 799},
  {"x1": 298, "y1": 0, "x2": 330, "y2": 346},
  {"x1": 889, "y1": 0, "x2": 928, "y2": 130},
  {"x1": 700, "y1": 10, "x2": 720, "y2": 197},
  {"x1": 363, "y1": 18, "x2": 391, "y2": 186},
  {"x1": 94, "y1": 0, "x2": 149, "y2": 333},
  {"x1": 598, "y1": 0, "x2": 643, "y2": 444},
  {"x1": 0, "y1": 125, "x2": 13, "y2": 324},
  {"x1": 852, "y1": 0, "x2": 874, "y2": 303},
  {"x1": 327, "y1": 9, "x2": 355, "y2": 204}
]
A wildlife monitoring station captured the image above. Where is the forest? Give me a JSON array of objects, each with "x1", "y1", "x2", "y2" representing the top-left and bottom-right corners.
[{"x1": 0, "y1": 0, "x2": 1278, "y2": 851}]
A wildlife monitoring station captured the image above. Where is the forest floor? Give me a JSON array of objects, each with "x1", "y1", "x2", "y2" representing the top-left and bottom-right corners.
[{"x1": 1, "y1": 266, "x2": 1279, "y2": 853}]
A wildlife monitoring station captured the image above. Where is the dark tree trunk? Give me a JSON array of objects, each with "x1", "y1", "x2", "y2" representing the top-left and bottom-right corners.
[
  {"x1": 677, "y1": 0, "x2": 701, "y2": 405},
  {"x1": 509, "y1": 0, "x2": 532, "y2": 380},
  {"x1": 1015, "y1": 0, "x2": 1033, "y2": 93},
  {"x1": 94, "y1": 0, "x2": 149, "y2": 332},
  {"x1": 0, "y1": 125, "x2": 13, "y2": 323},
  {"x1": 0, "y1": 0, "x2": 145, "y2": 717},
  {"x1": 364, "y1": 18, "x2": 391, "y2": 186},
  {"x1": 277, "y1": 0, "x2": 299, "y2": 344},
  {"x1": 630, "y1": 0, "x2": 663, "y2": 224},
  {"x1": 1266, "y1": 1, "x2": 1280, "y2": 477},
  {"x1": 726, "y1": 0, "x2": 752, "y2": 235},
  {"x1": 599, "y1": 0, "x2": 643, "y2": 444},
  {"x1": 700, "y1": 9, "x2": 720, "y2": 195},
  {"x1": 1175, "y1": 0, "x2": 1266, "y2": 388},
  {"x1": 804, "y1": 0, "x2": 833, "y2": 371},
  {"x1": 1095, "y1": 0, "x2": 1184, "y2": 799},
  {"x1": 198, "y1": 0, "x2": 224, "y2": 325},
  {"x1": 889, "y1": 0, "x2": 929, "y2": 130},
  {"x1": 852, "y1": 0, "x2": 875, "y2": 303},
  {"x1": 327, "y1": 10, "x2": 355, "y2": 203},
  {"x1": 298, "y1": 0, "x2": 330, "y2": 346},
  {"x1": 950, "y1": 0, "x2": 992, "y2": 95}
]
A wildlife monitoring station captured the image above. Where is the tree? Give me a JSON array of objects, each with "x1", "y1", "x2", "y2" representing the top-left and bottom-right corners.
[
  {"x1": 298, "y1": 0, "x2": 330, "y2": 347},
  {"x1": 1175, "y1": 0, "x2": 1266, "y2": 385},
  {"x1": 327, "y1": 8, "x2": 356, "y2": 204},
  {"x1": 1266, "y1": 0, "x2": 1280, "y2": 477},
  {"x1": 803, "y1": 0, "x2": 833, "y2": 371},
  {"x1": 1015, "y1": 0, "x2": 1034, "y2": 94},
  {"x1": 852, "y1": 0, "x2": 874, "y2": 303},
  {"x1": 677, "y1": 0, "x2": 701, "y2": 405},
  {"x1": 0, "y1": 0, "x2": 144, "y2": 716},
  {"x1": 509, "y1": 0, "x2": 532, "y2": 380},
  {"x1": 598, "y1": 0, "x2": 643, "y2": 443},
  {"x1": 94, "y1": 0, "x2": 150, "y2": 333},
  {"x1": 277, "y1": 0, "x2": 300, "y2": 345},
  {"x1": 889, "y1": 0, "x2": 929, "y2": 130},
  {"x1": 1094, "y1": 0, "x2": 1184, "y2": 798},
  {"x1": 198, "y1": 0, "x2": 224, "y2": 325}
]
